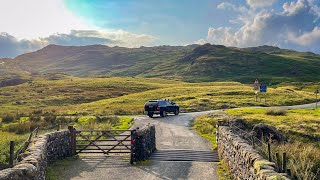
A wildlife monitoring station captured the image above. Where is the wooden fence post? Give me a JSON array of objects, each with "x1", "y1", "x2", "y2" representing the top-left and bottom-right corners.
[
  {"x1": 68, "y1": 126, "x2": 76, "y2": 156},
  {"x1": 57, "y1": 121, "x2": 60, "y2": 131},
  {"x1": 287, "y1": 169, "x2": 291, "y2": 176},
  {"x1": 282, "y1": 152, "x2": 287, "y2": 173},
  {"x1": 267, "y1": 143, "x2": 272, "y2": 161},
  {"x1": 9, "y1": 141, "x2": 14, "y2": 167},
  {"x1": 276, "y1": 153, "x2": 281, "y2": 172},
  {"x1": 216, "y1": 124, "x2": 219, "y2": 145},
  {"x1": 130, "y1": 130, "x2": 136, "y2": 164},
  {"x1": 252, "y1": 135, "x2": 255, "y2": 148}
]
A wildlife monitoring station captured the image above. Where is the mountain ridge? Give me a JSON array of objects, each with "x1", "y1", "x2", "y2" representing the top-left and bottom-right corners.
[{"x1": 1, "y1": 44, "x2": 320, "y2": 83}]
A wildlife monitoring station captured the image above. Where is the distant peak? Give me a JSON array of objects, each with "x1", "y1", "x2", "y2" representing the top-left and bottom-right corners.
[
  {"x1": 44, "y1": 44, "x2": 62, "y2": 48},
  {"x1": 40, "y1": 44, "x2": 64, "y2": 51}
]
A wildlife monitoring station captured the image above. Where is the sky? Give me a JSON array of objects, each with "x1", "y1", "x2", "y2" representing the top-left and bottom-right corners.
[{"x1": 0, "y1": 0, "x2": 320, "y2": 58}]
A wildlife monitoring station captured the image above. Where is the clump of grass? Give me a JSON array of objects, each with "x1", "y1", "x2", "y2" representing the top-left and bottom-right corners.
[
  {"x1": 266, "y1": 108, "x2": 287, "y2": 116},
  {"x1": 193, "y1": 113, "x2": 229, "y2": 149},
  {"x1": 217, "y1": 159, "x2": 232, "y2": 180},
  {"x1": 275, "y1": 142, "x2": 320, "y2": 180},
  {"x1": 46, "y1": 156, "x2": 79, "y2": 180},
  {"x1": 0, "y1": 132, "x2": 28, "y2": 164}
]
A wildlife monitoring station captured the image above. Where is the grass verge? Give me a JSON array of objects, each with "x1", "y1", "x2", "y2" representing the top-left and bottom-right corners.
[
  {"x1": 217, "y1": 160, "x2": 232, "y2": 180},
  {"x1": 46, "y1": 156, "x2": 79, "y2": 180},
  {"x1": 226, "y1": 108, "x2": 320, "y2": 179}
]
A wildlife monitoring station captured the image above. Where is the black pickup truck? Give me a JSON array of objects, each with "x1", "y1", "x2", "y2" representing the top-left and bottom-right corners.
[{"x1": 144, "y1": 99, "x2": 179, "y2": 118}]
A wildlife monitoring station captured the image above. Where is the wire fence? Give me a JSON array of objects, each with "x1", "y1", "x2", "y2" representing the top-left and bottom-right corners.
[
  {"x1": 0, "y1": 122, "x2": 64, "y2": 170},
  {"x1": 13, "y1": 127, "x2": 39, "y2": 163},
  {"x1": 226, "y1": 123, "x2": 291, "y2": 175}
]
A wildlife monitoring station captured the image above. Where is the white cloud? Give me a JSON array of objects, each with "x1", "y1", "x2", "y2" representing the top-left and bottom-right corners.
[
  {"x1": 0, "y1": 30, "x2": 156, "y2": 58},
  {"x1": 217, "y1": 2, "x2": 237, "y2": 11},
  {"x1": 199, "y1": 0, "x2": 320, "y2": 52},
  {"x1": 0, "y1": 0, "x2": 90, "y2": 39},
  {"x1": 217, "y1": 2, "x2": 248, "y2": 14},
  {"x1": 289, "y1": 27, "x2": 320, "y2": 46},
  {"x1": 283, "y1": 0, "x2": 306, "y2": 15},
  {"x1": 207, "y1": 27, "x2": 237, "y2": 46},
  {"x1": 246, "y1": 0, "x2": 277, "y2": 8}
]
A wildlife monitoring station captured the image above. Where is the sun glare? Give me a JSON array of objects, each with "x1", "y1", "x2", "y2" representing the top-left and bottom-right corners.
[{"x1": 0, "y1": 0, "x2": 91, "y2": 39}]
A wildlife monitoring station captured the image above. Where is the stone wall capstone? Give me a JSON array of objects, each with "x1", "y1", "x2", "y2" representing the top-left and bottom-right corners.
[
  {"x1": 0, "y1": 130, "x2": 71, "y2": 180},
  {"x1": 133, "y1": 124, "x2": 156, "y2": 162},
  {"x1": 217, "y1": 125, "x2": 290, "y2": 180}
]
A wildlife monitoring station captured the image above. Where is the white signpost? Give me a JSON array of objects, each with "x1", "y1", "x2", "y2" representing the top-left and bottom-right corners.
[
  {"x1": 253, "y1": 79, "x2": 260, "y2": 102},
  {"x1": 316, "y1": 89, "x2": 319, "y2": 109}
]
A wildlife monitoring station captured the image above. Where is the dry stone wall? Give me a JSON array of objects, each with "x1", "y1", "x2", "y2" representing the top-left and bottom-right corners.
[
  {"x1": 217, "y1": 125, "x2": 290, "y2": 180},
  {"x1": 133, "y1": 124, "x2": 156, "y2": 162},
  {"x1": 0, "y1": 130, "x2": 71, "y2": 180}
]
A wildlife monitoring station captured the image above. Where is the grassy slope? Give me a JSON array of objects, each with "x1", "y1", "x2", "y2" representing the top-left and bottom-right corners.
[
  {"x1": 64, "y1": 80, "x2": 317, "y2": 115},
  {"x1": 0, "y1": 76, "x2": 174, "y2": 115},
  {"x1": 3, "y1": 44, "x2": 320, "y2": 83},
  {"x1": 0, "y1": 76, "x2": 318, "y2": 116}
]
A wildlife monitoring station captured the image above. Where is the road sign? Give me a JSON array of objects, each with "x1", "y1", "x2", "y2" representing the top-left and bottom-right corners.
[
  {"x1": 253, "y1": 79, "x2": 260, "y2": 91},
  {"x1": 260, "y1": 84, "x2": 267, "y2": 93}
]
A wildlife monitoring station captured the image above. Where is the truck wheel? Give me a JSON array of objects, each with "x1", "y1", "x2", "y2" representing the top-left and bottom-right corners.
[
  {"x1": 148, "y1": 112, "x2": 154, "y2": 118},
  {"x1": 160, "y1": 110, "x2": 166, "y2": 117},
  {"x1": 174, "y1": 109, "x2": 179, "y2": 115}
]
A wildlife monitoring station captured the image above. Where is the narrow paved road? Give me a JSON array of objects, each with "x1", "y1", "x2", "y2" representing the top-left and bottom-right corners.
[{"x1": 58, "y1": 111, "x2": 219, "y2": 180}]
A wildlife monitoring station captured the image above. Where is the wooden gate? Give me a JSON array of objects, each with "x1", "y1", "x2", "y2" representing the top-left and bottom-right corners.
[{"x1": 68, "y1": 126, "x2": 136, "y2": 164}]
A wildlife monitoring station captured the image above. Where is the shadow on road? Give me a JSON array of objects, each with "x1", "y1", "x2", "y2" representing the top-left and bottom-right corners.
[{"x1": 56, "y1": 154, "x2": 198, "y2": 180}]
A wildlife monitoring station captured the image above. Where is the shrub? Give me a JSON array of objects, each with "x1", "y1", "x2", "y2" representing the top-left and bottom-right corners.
[
  {"x1": 32, "y1": 109, "x2": 43, "y2": 115},
  {"x1": 29, "y1": 114, "x2": 41, "y2": 123},
  {"x1": 6, "y1": 122, "x2": 31, "y2": 134},
  {"x1": 43, "y1": 112, "x2": 56, "y2": 125},
  {"x1": 56, "y1": 116, "x2": 69, "y2": 124},
  {"x1": 266, "y1": 108, "x2": 287, "y2": 116},
  {"x1": 2, "y1": 114, "x2": 15, "y2": 123}
]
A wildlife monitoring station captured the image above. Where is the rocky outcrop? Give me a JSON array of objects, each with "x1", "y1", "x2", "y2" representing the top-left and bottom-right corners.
[
  {"x1": 217, "y1": 126, "x2": 290, "y2": 180},
  {"x1": 253, "y1": 123, "x2": 288, "y2": 143},
  {"x1": 0, "y1": 130, "x2": 71, "y2": 180}
]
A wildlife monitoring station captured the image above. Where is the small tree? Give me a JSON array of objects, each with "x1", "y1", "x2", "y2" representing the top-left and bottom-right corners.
[
  {"x1": 43, "y1": 112, "x2": 56, "y2": 125},
  {"x1": 2, "y1": 114, "x2": 15, "y2": 123},
  {"x1": 29, "y1": 114, "x2": 41, "y2": 123}
]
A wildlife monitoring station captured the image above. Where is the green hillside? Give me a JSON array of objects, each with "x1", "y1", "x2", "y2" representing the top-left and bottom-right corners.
[
  {"x1": 0, "y1": 76, "x2": 318, "y2": 116},
  {"x1": 1, "y1": 44, "x2": 320, "y2": 83}
]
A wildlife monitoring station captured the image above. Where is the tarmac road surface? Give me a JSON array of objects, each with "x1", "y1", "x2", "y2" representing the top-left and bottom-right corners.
[{"x1": 58, "y1": 111, "x2": 219, "y2": 180}]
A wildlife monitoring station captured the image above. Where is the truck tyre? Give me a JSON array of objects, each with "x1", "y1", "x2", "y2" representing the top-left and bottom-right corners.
[
  {"x1": 148, "y1": 112, "x2": 154, "y2": 118},
  {"x1": 160, "y1": 110, "x2": 166, "y2": 117},
  {"x1": 174, "y1": 109, "x2": 179, "y2": 115}
]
